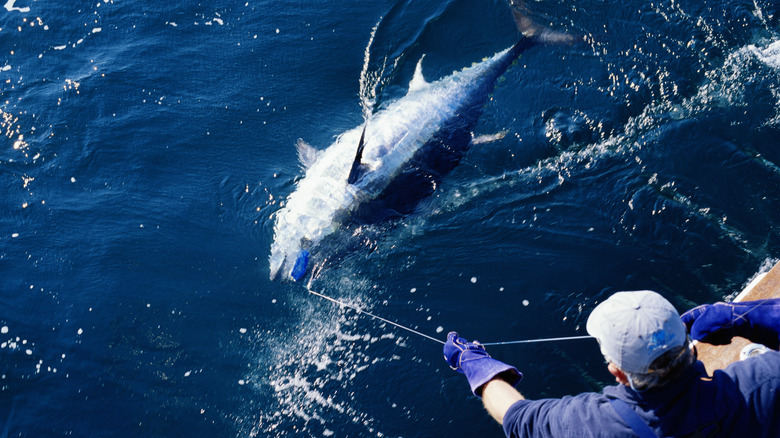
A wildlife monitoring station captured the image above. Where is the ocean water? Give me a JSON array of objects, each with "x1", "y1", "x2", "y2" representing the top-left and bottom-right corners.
[{"x1": 1, "y1": 0, "x2": 779, "y2": 436}]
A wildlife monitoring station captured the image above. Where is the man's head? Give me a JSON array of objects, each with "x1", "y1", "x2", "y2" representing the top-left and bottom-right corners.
[{"x1": 586, "y1": 290, "x2": 692, "y2": 389}]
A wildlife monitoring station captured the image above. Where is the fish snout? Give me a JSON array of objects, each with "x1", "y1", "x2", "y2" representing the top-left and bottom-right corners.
[
  {"x1": 268, "y1": 250, "x2": 285, "y2": 281},
  {"x1": 269, "y1": 263, "x2": 281, "y2": 281},
  {"x1": 269, "y1": 248, "x2": 310, "y2": 281}
]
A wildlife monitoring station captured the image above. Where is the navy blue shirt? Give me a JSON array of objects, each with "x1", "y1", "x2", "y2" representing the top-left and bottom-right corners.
[{"x1": 503, "y1": 351, "x2": 780, "y2": 437}]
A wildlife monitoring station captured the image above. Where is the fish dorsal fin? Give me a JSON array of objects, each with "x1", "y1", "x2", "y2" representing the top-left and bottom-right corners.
[
  {"x1": 347, "y1": 123, "x2": 369, "y2": 184},
  {"x1": 408, "y1": 55, "x2": 429, "y2": 92},
  {"x1": 296, "y1": 138, "x2": 319, "y2": 169}
]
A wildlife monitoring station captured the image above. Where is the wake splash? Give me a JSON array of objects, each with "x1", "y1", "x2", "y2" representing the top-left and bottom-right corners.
[
  {"x1": 241, "y1": 279, "x2": 412, "y2": 438},
  {"x1": 396, "y1": 35, "x2": 780, "y2": 263},
  {"x1": 358, "y1": 19, "x2": 386, "y2": 121},
  {"x1": 748, "y1": 39, "x2": 780, "y2": 70}
]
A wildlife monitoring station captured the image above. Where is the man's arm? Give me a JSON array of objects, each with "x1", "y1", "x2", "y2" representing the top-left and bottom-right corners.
[
  {"x1": 443, "y1": 332, "x2": 524, "y2": 426},
  {"x1": 481, "y1": 376, "x2": 525, "y2": 424},
  {"x1": 443, "y1": 332, "x2": 523, "y2": 396}
]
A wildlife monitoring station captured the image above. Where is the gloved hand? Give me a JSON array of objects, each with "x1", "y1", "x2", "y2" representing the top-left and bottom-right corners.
[
  {"x1": 444, "y1": 332, "x2": 522, "y2": 396},
  {"x1": 681, "y1": 299, "x2": 780, "y2": 350}
]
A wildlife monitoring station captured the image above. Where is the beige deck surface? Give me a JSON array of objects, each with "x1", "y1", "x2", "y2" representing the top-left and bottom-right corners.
[{"x1": 696, "y1": 261, "x2": 780, "y2": 375}]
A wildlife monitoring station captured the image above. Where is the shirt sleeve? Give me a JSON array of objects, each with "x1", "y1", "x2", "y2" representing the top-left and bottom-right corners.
[
  {"x1": 722, "y1": 350, "x2": 780, "y2": 434},
  {"x1": 502, "y1": 393, "x2": 634, "y2": 438}
]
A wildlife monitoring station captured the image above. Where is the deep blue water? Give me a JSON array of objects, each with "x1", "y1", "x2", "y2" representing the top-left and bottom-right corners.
[{"x1": 1, "y1": 0, "x2": 779, "y2": 436}]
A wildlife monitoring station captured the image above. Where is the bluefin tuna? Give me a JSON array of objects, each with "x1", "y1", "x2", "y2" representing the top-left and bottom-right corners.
[{"x1": 269, "y1": 7, "x2": 575, "y2": 281}]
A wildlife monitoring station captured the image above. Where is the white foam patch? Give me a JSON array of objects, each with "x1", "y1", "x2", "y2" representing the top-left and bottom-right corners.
[
  {"x1": 242, "y1": 283, "x2": 398, "y2": 437},
  {"x1": 748, "y1": 39, "x2": 780, "y2": 70},
  {"x1": 4, "y1": 0, "x2": 29, "y2": 13}
]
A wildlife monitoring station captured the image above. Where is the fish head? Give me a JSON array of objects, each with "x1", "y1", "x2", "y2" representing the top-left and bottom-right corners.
[
  {"x1": 268, "y1": 131, "x2": 360, "y2": 281},
  {"x1": 269, "y1": 238, "x2": 309, "y2": 282},
  {"x1": 268, "y1": 243, "x2": 286, "y2": 281},
  {"x1": 268, "y1": 209, "x2": 326, "y2": 282}
]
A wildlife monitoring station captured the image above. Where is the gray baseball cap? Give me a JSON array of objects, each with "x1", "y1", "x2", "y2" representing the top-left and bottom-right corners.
[{"x1": 586, "y1": 290, "x2": 687, "y2": 374}]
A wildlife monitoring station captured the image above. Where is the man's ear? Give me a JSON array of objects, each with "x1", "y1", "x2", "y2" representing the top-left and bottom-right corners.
[{"x1": 607, "y1": 363, "x2": 630, "y2": 386}]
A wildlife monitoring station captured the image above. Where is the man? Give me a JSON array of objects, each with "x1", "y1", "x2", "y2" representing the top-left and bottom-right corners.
[{"x1": 444, "y1": 290, "x2": 780, "y2": 437}]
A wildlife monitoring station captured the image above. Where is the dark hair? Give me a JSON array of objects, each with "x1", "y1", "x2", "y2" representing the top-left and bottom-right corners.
[{"x1": 624, "y1": 343, "x2": 696, "y2": 391}]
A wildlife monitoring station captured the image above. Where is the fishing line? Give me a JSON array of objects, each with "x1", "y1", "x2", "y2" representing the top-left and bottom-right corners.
[
  {"x1": 305, "y1": 274, "x2": 774, "y2": 348},
  {"x1": 731, "y1": 296, "x2": 770, "y2": 320},
  {"x1": 307, "y1": 288, "x2": 446, "y2": 345},
  {"x1": 482, "y1": 335, "x2": 594, "y2": 346},
  {"x1": 690, "y1": 297, "x2": 772, "y2": 349},
  {"x1": 306, "y1": 287, "x2": 593, "y2": 347},
  {"x1": 482, "y1": 297, "x2": 768, "y2": 346}
]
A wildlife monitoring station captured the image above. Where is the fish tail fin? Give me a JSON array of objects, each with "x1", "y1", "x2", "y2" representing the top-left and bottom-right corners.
[{"x1": 508, "y1": 0, "x2": 582, "y2": 45}]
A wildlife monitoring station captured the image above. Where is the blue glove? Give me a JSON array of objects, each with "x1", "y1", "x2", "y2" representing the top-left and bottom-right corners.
[
  {"x1": 444, "y1": 332, "x2": 522, "y2": 396},
  {"x1": 681, "y1": 299, "x2": 780, "y2": 350}
]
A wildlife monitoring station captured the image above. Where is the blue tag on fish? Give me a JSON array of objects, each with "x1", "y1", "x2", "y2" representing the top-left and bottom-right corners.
[{"x1": 290, "y1": 250, "x2": 310, "y2": 281}]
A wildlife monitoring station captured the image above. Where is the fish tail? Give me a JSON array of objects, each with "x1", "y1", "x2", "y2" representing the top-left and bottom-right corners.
[{"x1": 508, "y1": 0, "x2": 582, "y2": 45}]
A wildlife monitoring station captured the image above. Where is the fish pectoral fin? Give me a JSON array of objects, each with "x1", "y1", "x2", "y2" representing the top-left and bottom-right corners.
[
  {"x1": 472, "y1": 130, "x2": 508, "y2": 145},
  {"x1": 296, "y1": 138, "x2": 320, "y2": 169},
  {"x1": 347, "y1": 123, "x2": 369, "y2": 184}
]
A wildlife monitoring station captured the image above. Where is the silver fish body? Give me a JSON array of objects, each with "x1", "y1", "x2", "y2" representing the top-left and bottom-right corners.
[{"x1": 269, "y1": 38, "x2": 539, "y2": 281}]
